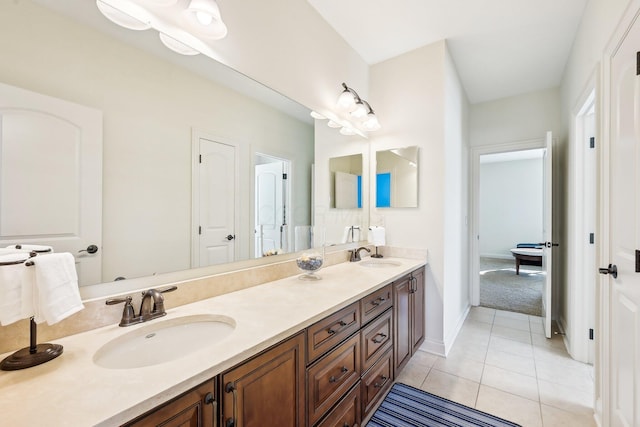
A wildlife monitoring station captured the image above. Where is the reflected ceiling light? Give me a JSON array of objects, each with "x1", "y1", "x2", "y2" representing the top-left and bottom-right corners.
[
  {"x1": 186, "y1": 0, "x2": 228, "y2": 39},
  {"x1": 310, "y1": 111, "x2": 326, "y2": 120},
  {"x1": 339, "y1": 127, "x2": 357, "y2": 136},
  {"x1": 327, "y1": 120, "x2": 341, "y2": 128},
  {"x1": 96, "y1": 0, "x2": 151, "y2": 31},
  {"x1": 151, "y1": 0, "x2": 179, "y2": 5},
  {"x1": 159, "y1": 32, "x2": 200, "y2": 55}
]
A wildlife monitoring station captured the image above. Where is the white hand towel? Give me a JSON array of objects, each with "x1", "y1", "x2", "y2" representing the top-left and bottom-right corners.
[
  {"x1": 0, "y1": 253, "x2": 31, "y2": 325},
  {"x1": 32, "y1": 253, "x2": 84, "y2": 325},
  {"x1": 6, "y1": 244, "x2": 53, "y2": 253},
  {"x1": 368, "y1": 226, "x2": 386, "y2": 246}
]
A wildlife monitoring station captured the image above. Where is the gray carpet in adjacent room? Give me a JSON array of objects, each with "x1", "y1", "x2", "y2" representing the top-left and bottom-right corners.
[{"x1": 480, "y1": 257, "x2": 544, "y2": 316}]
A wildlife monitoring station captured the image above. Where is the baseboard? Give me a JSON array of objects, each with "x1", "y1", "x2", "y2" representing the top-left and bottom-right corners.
[
  {"x1": 479, "y1": 253, "x2": 512, "y2": 260},
  {"x1": 420, "y1": 338, "x2": 446, "y2": 357},
  {"x1": 443, "y1": 304, "x2": 471, "y2": 356}
]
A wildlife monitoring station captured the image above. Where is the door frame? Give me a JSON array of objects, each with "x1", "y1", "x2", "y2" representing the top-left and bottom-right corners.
[
  {"x1": 565, "y1": 75, "x2": 598, "y2": 365},
  {"x1": 191, "y1": 129, "x2": 241, "y2": 268},
  {"x1": 469, "y1": 138, "x2": 548, "y2": 307},
  {"x1": 253, "y1": 152, "x2": 292, "y2": 257}
]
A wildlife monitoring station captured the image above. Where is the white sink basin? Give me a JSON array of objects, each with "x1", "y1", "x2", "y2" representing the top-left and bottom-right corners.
[
  {"x1": 93, "y1": 314, "x2": 235, "y2": 369},
  {"x1": 360, "y1": 260, "x2": 402, "y2": 268}
]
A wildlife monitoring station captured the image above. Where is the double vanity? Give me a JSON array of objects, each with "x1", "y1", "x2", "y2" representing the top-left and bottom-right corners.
[{"x1": 0, "y1": 255, "x2": 426, "y2": 426}]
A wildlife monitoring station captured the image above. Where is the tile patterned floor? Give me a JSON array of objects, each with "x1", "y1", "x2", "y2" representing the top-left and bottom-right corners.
[{"x1": 394, "y1": 307, "x2": 596, "y2": 427}]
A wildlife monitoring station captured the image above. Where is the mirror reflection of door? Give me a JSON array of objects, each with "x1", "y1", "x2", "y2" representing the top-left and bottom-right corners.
[
  {"x1": 254, "y1": 154, "x2": 290, "y2": 257},
  {"x1": 194, "y1": 136, "x2": 237, "y2": 267},
  {"x1": 0, "y1": 82, "x2": 102, "y2": 286}
]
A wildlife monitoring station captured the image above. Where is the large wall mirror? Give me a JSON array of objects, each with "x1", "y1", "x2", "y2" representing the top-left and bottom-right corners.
[
  {"x1": 0, "y1": 0, "x2": 323, "y2": 299},
  {"x1": 375, "y1": 146, "x2": 419, "y2": 208}
]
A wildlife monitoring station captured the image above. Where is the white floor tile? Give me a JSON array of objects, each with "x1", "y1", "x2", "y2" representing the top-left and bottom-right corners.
[
  {"x1": 395, "y1": 362, "x2": 429, "y2": 389},
  {"x1": 492, "y1": 325, "x2": 532, "y2": 344},
  {"x1": 420, "y1": 369, "x2": 480, "y2": 408},
  {"x1": 495, "y1": 309, "x2": 530, "y2": 321},
  {"x1": 485, "y1": 348, "x2": 536, "y2": 377},
  {"x1": 475, "y1": 385, "x2": 542, "y2": 427},
  {"x1": 493, "y1": 316, "x2": 531, "y2": 332},
  {"x1": 538, "y1": 379, "x2": 594, "y2": 416},
  {"x1": 540, "y1": 404, "x2": 596, "y2": 427},
  {"x1": 481, "y1": 364, "x2": 539, "y2": 401},
  {"x1": 432, "y1": 354, "x2": 485, "y2": 382},
  {"x1": 488, "y1": 336, "x2": 534, "y2": 358}
]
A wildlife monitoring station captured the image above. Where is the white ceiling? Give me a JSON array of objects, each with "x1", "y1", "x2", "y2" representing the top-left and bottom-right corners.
[{"x1": 307, "y1": 0, "x2": 588, "y2": 104}]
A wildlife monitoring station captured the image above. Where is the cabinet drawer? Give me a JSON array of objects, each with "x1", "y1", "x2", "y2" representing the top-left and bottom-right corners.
[
  {"x1": 307, "y1": 334, "x2": 361, "y2": 426},
  {"x1": 360, "y1": 284, "x2": 392, "y2": 326},
  {"x1": 361, "y1": 348, "x2": 393, "y2": 417},
  {"x1": 361, "y1": 308, "x2": 393, "y2": 373},
  {"x1": 307, "y1": 302, "x2": 360, "y2": 364},
  {"x1": 315, "y1": 382, "x2": 361, "y2": 427}
]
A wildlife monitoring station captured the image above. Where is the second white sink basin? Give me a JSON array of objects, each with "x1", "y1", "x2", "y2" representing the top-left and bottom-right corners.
[
  {"x1": 94, "y1": 314, "x2": 235, "y2": 369},
  {"x1": 360, "y1": 260, "x2": 401, "y2": 268}
]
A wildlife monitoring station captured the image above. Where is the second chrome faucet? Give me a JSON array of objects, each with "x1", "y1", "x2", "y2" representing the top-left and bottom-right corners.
[{"x1": 106, "y1": 286, "x2": 177, "y2": 327}]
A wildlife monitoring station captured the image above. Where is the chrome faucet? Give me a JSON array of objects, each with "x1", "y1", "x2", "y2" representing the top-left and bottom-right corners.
[
  {"x1": 349, "y1": 246, "x2": 371, "y2": 262},
  {"x1": 106, "y1": 286, "x2": 177, "y2": 327}
]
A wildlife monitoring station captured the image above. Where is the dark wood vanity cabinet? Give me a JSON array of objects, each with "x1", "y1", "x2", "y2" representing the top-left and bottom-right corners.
[
  {"x1": 221, "y1": 332, "x2": 306, "y2": 427},
  {"x1": 122, "y1": 379, "x2": 217, "y2": 427},
  {"x1": 393, "y1": 267, "x2": 426, "y2": 374},
  {"x1": 121, "y1": 266, "x2": 426, "y2": 427}
]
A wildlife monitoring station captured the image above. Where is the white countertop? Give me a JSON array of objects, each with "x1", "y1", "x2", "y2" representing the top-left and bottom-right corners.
[{"x1": 0, "y1": 257, "x2": 425, "y2": 427}]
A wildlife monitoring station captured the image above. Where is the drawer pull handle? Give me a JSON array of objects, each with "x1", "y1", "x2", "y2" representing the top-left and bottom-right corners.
[
  {"x1": 372, "y1": 333, "x2": 387, "y2": 344},
  {"x1": 327, "y1": 320, "x2": 348, "y2": 335},
  {"x1": 374, "y1": 376, "x2": 389, "y2": 388},
  {"x1": 225, "y1": 382, "x2": 237, "y2": 427},
  {"x1": 370, "y1": 296, "x2": 387, "y2": 306},
  {"x1": 329, "y1": 366, "x2": 349, "y2": 383},
  {"x1": 205, "y1": 392, "x2": 217, "y2": 427}
]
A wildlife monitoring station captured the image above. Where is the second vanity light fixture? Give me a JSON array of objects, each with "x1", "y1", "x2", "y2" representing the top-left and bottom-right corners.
[
  {"x1": 96, "y1": 0, "x2": 227, "y2": 56},
  {"x1": 312, "y1": 83, "x2": 381, "y2": 137}
]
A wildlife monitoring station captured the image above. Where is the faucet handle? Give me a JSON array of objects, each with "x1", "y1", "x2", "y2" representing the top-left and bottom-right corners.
[{"x1": 106, "y1": 296, "x2": 138, "y2": 327}]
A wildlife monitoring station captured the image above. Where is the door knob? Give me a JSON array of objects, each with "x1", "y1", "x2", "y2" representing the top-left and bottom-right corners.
[
  {"x1": 79, "y1": 244, "x2": 99, "y2": 254},
  {"x1": 226, "y1": 234, "x2": 235, "y2": 241},
  {"x1": 538, "y1": 242, "x2": 560, "y2": 248},
  {"x1": 599, "y1": 264, "x2": 618, "y2": 279}
]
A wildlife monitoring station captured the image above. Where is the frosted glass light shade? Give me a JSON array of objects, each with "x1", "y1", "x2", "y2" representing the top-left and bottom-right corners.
[
  {"x1": 96, "y1": 0, "x2": 151, "y2": 31},
  {"x1": 327, "y1": 120, "x2": 341, "y2": 128},
  {"x1": 159, "y1": 33, "x2": 200, "y2": 55},
  {"x1": 350, "y1": 101, "x2": 367, "y2": 119},
  {"x1": 337, "y1": 89, "x2": 356, "y2": 111},
  {"x1": 340, "y1": 127, "x2": 356, "y2": 136},
  {"x1": 363, "y1": 113, "x2": 381, "y2": 131},
  {"x1": 186, "y1": 0, "x2": 228, "y2": 39}
]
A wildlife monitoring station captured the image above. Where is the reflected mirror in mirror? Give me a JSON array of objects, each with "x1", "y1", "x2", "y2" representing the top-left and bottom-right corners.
[
  {"x1": 375, "y1": 146, "x2": 419, "y2": 208},
  {"x1": 329, "y1": 154, "x2": 363, "y2": 209},
  {"x1": 0, "y1": 1, "x2": 314, "y2": 294}
]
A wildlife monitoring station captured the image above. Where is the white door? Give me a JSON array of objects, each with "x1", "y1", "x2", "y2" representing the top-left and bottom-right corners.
[
  {"x1": 195, "y1": 137, "x2": 236, "y2": 267},
  {"x1": 255, "y1": 161, "x2": 284, "y2": 257},
  {"x1": 606, "y1": 15, "x2": 640, "y2": 426},
  {"x1": 0, "y1": 83, "x2": 102, "y2": 286},
  {"x1": 541, "y1": 131, "x2": 554, "y2": 338}
]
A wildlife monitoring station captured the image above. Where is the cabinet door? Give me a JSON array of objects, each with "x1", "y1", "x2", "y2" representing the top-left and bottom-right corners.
[
  {"x1": 124, "y1": 379, "x2": 216, "y2": 427},
  {"x1": 221, "y1": 332, "x2": 305, "y2": 427},
  {"x1": 393, "y1": 274, "x2": 412, "y2": 374},
  {"x1": 411, "y1": 268, "x2": 426, "y2": 354}
]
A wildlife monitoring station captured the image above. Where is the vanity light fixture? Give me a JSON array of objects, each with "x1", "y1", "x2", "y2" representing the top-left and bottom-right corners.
[
  {"x1": 96, "y1": 0, "x2": 151, "y2": 31},
  {"x1": 185, "y1": 0, "x2": 228, "y2": 39},
  {"x1": 333, "y1": 83, "x2": 381, "y2": 135},
  {"x1": 159, "y1": 32, "x2": 200, "y2": 55},
  {"x1": 96, "y1": 0, "x2": 228, "y2": 56}
]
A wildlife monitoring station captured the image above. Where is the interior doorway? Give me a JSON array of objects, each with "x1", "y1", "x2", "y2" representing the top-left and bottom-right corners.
[
  {"x1": 477, "y1": 149, "x2": 546, "y2": 316},
  {"x1": 254, "y1": 153, "x2": 291, "y2": 258},
  {"x1": 470, "y1": 136, "x2": 554, "y2": 336}
]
